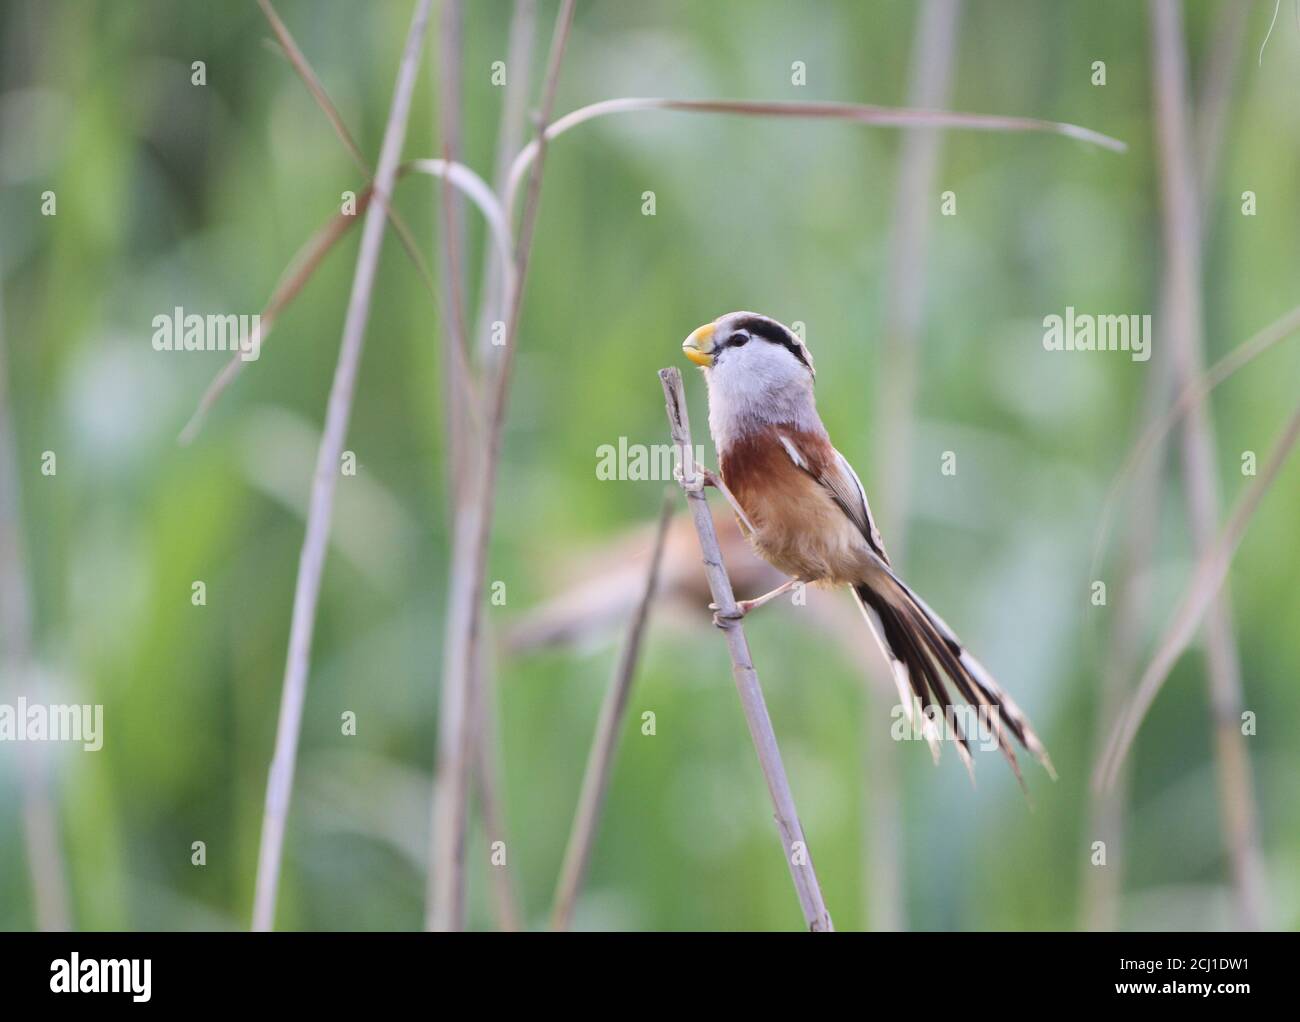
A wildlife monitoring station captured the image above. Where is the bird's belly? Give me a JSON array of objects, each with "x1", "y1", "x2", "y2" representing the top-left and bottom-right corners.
[{"x1": 738, "y1": 480, "x2": 869, "y2": 586}]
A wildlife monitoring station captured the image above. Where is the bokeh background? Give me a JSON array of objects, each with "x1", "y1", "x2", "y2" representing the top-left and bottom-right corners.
[{"x1": 1, "y1": 0, "x2": 1298, "y2": 931}]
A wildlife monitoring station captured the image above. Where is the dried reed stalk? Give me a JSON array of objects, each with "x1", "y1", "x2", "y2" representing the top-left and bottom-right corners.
[
  {"x1": 1082, "y1": 0, "x2": 1250, "y2": 930},
  {"x1": 659, "y1": 367, "x2": 833, "y2": 932},
  {"x1": 181, "y1": 0, "x2": 482, "y2": 445},
  {"x1": 436, "y1": 0, "x2": 473, "y2": 504},
  {"x1": 551, "y1": 490, "x2": 675, "y2": 931},
  {"x1": 505, "y1": 96, "x2": 1125, "y2": 211},
  {"x1": 1118, "y1": 0, "x2": 1265, "y2": 929},
  {"x1": 1102, "y1": 400, "x2": 1300, "y2": 792},
  {"x1": 474, "y1": 0, "x2": 537, "y2": 362},
  {"x1": 427, "y1": 0, "x2": 577, "y2": 932},
  {"x1": 251, "y1": 0, "x2": 433, "y2": 932}
]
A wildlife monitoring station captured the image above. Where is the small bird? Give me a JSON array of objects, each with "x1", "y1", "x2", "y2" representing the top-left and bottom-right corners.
[{"x1": 681, "y1": 311, "x2": 1055, "y2": 785}]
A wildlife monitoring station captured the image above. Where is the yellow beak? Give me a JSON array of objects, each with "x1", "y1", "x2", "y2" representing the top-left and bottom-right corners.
[{"x1": 682, "y1": 322, "x2": 717, "y2": 367}]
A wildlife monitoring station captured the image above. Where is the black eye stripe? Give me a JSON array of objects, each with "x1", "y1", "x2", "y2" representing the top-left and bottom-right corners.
[{"x1": 729, "y1": 317, "x2": 811, "y2": 371}]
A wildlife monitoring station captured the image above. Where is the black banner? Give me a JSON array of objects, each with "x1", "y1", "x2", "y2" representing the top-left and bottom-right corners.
[{"x1": 0, "y1": 931, "x2": 1286, "y2": 1009}]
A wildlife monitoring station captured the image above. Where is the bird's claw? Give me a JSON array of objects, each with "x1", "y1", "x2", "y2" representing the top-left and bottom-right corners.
[
  {"x1": 710, "y1": 602, "x2": 745, "y2": 628},
  {"x1": 673, "y1": 461, "x2": 706, "y2": 493},
  {"x1": 675, "y1": 462, "x2": 758, "y2": 536}
]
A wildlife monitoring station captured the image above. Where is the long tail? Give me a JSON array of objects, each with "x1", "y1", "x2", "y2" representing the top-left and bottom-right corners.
[{"x1": 850, "y1": 570, "x2": 1056, "y2": 789}]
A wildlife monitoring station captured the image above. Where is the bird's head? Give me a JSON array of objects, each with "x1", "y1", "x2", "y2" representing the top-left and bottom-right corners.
[
  {"x1": 682, "y1": 312, "x2": 814, "y2": 379},
  {"x1": 681, "y1": 312, "x2": 819, "y2": 440},
  {"x1": 683, "y1": 309, "x2": 814, "y2": 381}
]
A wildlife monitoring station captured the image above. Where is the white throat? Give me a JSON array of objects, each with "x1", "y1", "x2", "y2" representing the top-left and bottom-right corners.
[{"x1": 703, "y1": 367, "x2": 824, "y2": 454}]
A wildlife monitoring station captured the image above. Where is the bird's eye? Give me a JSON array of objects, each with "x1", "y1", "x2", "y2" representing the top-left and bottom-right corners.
[{"x1": 730, "y1": 331, "x2": 749, "y2": 347}]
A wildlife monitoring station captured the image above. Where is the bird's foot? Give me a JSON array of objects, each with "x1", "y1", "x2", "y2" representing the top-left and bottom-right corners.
[
  {"x1": 709, "y1": 578, "x2": 800, "y2": 622},
  {"x1": 672, "y1": 461, "x2": 756, "y2": 534},
  {"x1": 673, "y1": 460, "x2": 706, "y2": 493},
  {"x1": 710, "y1": 606, "x2": 744, "y2": 628}
]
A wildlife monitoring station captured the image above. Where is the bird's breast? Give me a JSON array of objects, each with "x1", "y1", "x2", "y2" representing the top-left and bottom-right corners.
[{"x1": 719, "y1": 427, "x2": 869, "y2": 585}]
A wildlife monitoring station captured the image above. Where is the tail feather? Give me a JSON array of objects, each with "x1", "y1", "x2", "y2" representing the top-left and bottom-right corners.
[
  {"x1": 882, "y1": 597, "x2": 978, "y2": 781},
  {"x1": 850, "y1": 587, "x2": 943, "y2": 765},
  {"x1": 850, "y1": 571, "x2": 1055, "y2": 786},
  {"x1": 896, "y1": 598, "x2": 1014, "y2": 788},
  {"x1": 851, "y1": 585, "x2": 976, "y2": 781},
  {"x1": 899, "y1": 581, "x2": 1057, "y2": 780}
]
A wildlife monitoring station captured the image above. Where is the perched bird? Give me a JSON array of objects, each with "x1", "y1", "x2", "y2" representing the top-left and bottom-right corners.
[{"x1": 681, "y1": 311, "x2": 1055, "y2": 785}]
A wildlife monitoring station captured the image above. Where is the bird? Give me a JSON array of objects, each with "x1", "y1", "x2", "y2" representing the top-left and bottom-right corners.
[{"x1": 680, "y1": 311, "x2": 1055, "y2": 786}]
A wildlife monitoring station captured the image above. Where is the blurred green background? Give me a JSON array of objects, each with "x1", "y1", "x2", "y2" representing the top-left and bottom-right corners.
[{"x1": 1, "y1": 0, "x2": 1298, "y2": 931}]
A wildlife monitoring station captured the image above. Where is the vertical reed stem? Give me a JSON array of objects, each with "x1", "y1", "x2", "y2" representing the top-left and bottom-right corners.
[
  {"x1": 659, "y1": 367, "x2": 834, "y2": 932},
  {"x1": 251, "y1": 0, "x2": 433, "y2": 931},
  {"x1": 1148, "y1": 0, "x2": 1264, "y2": 930},
  {"x1": 551, "y1": 490, "x2": 675, "y2": 931}
]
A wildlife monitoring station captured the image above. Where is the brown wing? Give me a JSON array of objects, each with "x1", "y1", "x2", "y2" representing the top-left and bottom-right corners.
[{"x1": 777, "y1": 430, "x2": 890, "y2": 565}]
